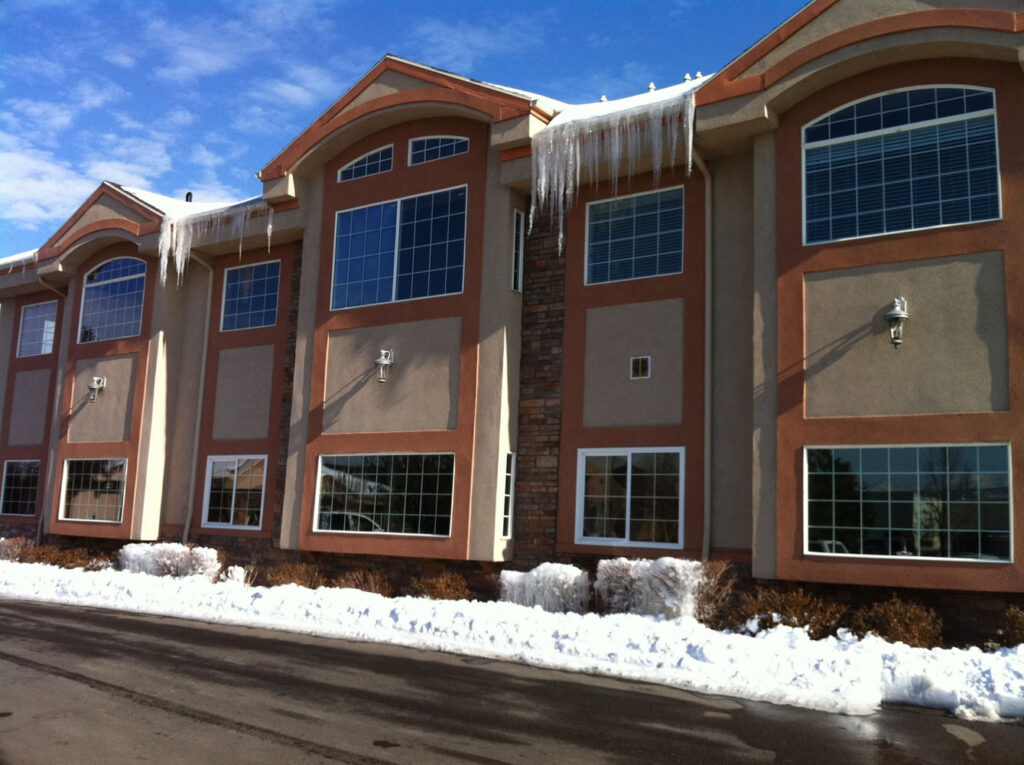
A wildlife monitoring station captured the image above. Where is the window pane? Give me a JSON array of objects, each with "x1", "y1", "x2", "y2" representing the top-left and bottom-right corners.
[
  {"x1": 586, "y1": 189, "x2": 684, "y2": 285},
  {"x1": 62, "y1": 459, "x2": 126, "y2": 522},
  {"x1": 410, "y1": 136, "x2": 469, "y2": 166},
  {"x1": 79, "y1": 258, "x2": 145, "y2": 343},
  {"x1": 222, "y1": 261, "x2": 280, "y2": 331},
  {"x1": 340, "y1": 146, "x2": 393, "y2": 181},
  {"x1": 17, "y1": 302, "x2": 57, "y2": 357},
  {"x1": 2, "y1": 460, "x2": 40, "y2": 515}
]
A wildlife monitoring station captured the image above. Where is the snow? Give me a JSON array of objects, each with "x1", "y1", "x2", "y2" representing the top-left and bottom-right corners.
[
  {"x1": 500, "y1": 562, "x2": 589, "y2": 613},
  {"x1": 1, "y1": 553, "x2": 1021, "y2": 722},
  {"x1": 594, "y1": 557, "x2": 703, "y2": 619},
  {"x1": 0, "y1": 248, "x2": 37, "y2": 271}
]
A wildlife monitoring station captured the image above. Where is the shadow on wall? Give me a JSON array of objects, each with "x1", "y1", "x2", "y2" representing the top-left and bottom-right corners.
[{"x1": 975, "y1": 254, "x2": 1008, "y2": 413}]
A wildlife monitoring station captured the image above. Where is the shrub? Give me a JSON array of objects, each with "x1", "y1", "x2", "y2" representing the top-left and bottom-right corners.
[
  {"x1": 593, "y1": 557, "x2": 703, "y2": 619},
  {"x1": 850, "y1": 595, "x2": 943, "y2": 648},
  {"x1": 737, "y1": 586, "x2": 848, "y2": 640},
  {"x1": 17, "y1": 545, "x2": 114, "y2": 571},
  {"x1": 119, "y1": 543, "x2": 222, "y2": 580},
  {"x1": 501, "y1": 563, "x2": 589, "y2": 613},
  {"x1": 999, "y1": 605, "x2": 1024, "y2": 648},
  {"x1": 0, "y1": 536, "x2": 34, "y2": 561},
  {"x1": 406, "y1": 571, "x2": 473, "y2": 600},
  {"x1": 262, "y1": 562, "x2": 327, "y2": 589},
  {"x1": 220, "y1": 565, "x2": 259, "y2": 585},
  {"x1": 334, "y1": 568, "x2": 394, "y2": 597},
  {"x1": 695, "y1": 560, "x2": 736, "y2": 630}
]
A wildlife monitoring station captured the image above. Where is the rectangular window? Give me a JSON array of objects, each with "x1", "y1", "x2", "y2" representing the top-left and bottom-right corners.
[
  {"x1": 17, "y1": 301, "x2": 57, "y2": 357},
  {"x1": 332, "y1": 186, "x2": 466, "y2": 309},
  {"x1": 202, "y1": 456, "x2": 266, "y2": 529},
  {"x1": 806, "y1": 444, "x2": 1011, "y2": 561},
  {"x1": 221, "y1": 260, "x2": 280, "y2": 331},
  {"x1": 502, "y1": 452, "x2": 515, "y2": 539},
  {"x1": 1, "y1": 460, "x2": 40, "y2": 515},
  {"x1": 316, "y1": 453, "x2": 454, "y2": 536},
  {"x1": 586, "y1": 187, "x2": 683, "y2": 285},
  {"x1": 630, "y1": 356, "x2": 651, "y2": 379},
  {"x1": 60, "y1": 458, "x2": 126, "y2": 523},
  {"x1": 576, "y1": 447, "x2": 684, "y2": 547},
  {"x1": 512, "y1": 210, "x2": 525, "y2": 292}
]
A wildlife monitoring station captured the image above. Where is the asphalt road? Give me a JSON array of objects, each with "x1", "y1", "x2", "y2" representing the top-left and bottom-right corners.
[{"x1": 0, "y1": 599, "x2": 1021, "y2": 764}]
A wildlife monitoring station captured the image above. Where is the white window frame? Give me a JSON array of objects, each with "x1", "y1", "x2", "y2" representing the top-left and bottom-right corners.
[
  {"x1": 803, "y1": 443, "x2": 1013, "y2": 563},
  {"x1": 59, "y1": 458, "x2": 127, "y2": 524},
  {"x1": 575, "y1": 446, "x2": 685, "y2": 549},
  {"x1": 801, "y1": 85, "x2": 1001, "y2": 246},
  {"x1": 1, "y1": 459, "x2": 41, "y2": 516},
  {"x1": 501, "y1": 452, "x2": 516, "y2": 539},
  {"x1": 201, "y1": 454, "x2": 267, "y2": 530},
  {"x1": 337, "y1": 144, "x2": 394, "y2": 183},
  {"x1": 511, "y1": 209, "x2": 525, "y2": 292},
  {"x1": 408, "y1": 135, "x2": 470, "y2": 166},
  {"x1": 220, "y1": 259, "x2": 281, "y2": 332},
  {"x1": 584, "y1": 186, "x2": 685, "y2": 286},
  {"x1": 77, "y1": 257, "x2": 146, "y2": 344},
  {"x1": 630, "y1": 356, "x2": 651, "y2": 380},
  {"x1": 16, "y1": 300, "x2": 58, "y2": 357}
]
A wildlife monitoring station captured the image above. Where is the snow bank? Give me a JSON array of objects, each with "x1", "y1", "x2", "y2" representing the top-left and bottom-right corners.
[
  {"x1": 595, "y1": 557, "x2": 703, "y2": 619},
  {"x1": 499, "y1": 562, "x2": 589, "y2": 613},
  {"x1": 118, "y1": 543, "x2": 221, "y2": 580}
]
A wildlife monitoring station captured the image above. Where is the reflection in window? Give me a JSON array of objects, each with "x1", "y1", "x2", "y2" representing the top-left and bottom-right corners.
[
  {"x1": 17, "y1": 301, "x2": 57, "y2": 357},
  {"x1": 339, "y1": 145, "x2": 393, "y2": 182},
  {"x1": 61, "y1": 458, "x2": 126, "y2": 522},
  {"x1": 409, "y1": 136, "x2": 468, "y2": 165},
  {"x1": 203, "y1": 456, "x2": 266, "y2": 528},
  {"x1": 586, "y1": 188, "x2": 683, "y2": 285},
  {"x1": 222, "y1": 261, "x2": 280, "y2": 331},
  {"x1": 1, "y1": 460, "x2": 40, "y2": 515},
  {"x1": 79, "y1": 258, "x2": 145, "y2": 343}
]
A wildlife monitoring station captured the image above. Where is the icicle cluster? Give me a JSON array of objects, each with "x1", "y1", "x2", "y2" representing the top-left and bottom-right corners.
[
  {"x1": 157, "y1": 202, "x2": 274, "y2": 284},
  {"x1": 531, "y1": 88, "x2": 696, "y2": 250}
]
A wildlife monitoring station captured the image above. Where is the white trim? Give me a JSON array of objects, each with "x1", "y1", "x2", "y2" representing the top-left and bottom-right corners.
[
  {"x1": 501, "y1": 451, "x2": 516, "y2": 540},
  {"x1": 408, "y1": 135, "x2": 470, "y2": 166},
  {"x1": 512, "y1": 209, "x2": 525, "y2": 292},
  {"x1": 16, "y1": 299, "x2": 58, "y2": 358},
  {"x1": 219, "y1": 259, "x2": 281, "y2": 333},
  {"x1": 77, "y1": 257, "x2": 146, "y2": 345},
  {"x1": 200, "y1": 454, "x2": 267, "y2": 530},
  {"x1": 58, "y1": 457, "x2": 128, "y2": 524},
  {"x1": 0, "y1": 459, "x2": 40, "y2": 516},
  {"x1": 337, "y1": 144, "x2": 394, "y2": 183},
  {"x1": 575, "y1": 446, "x2": 685, "y2": 549},
  {"x1": 629, "y1": 355, "x2": 652, "y2": 380}
]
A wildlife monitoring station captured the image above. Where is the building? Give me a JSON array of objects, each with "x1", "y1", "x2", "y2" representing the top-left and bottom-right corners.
[{"x1": 1, "y1": 0, "x2": 1021, "y2": 598}]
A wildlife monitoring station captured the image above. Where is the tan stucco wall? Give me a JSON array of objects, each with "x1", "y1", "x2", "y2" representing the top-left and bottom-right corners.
[
  {"x1": 212, "y1": 344, "x2": 275, "y2": 441},
  {"x1": 323, "y1": 317, "x2": 461, "y2": 434},
  {"x1": 805, "y1": 251, "x2": 1008, "y2": 417},
  {"x1": 583, "y1": 299, "x2": 684, "y2": 428},
  {"x1": 0, "y1": 303, "x2": 16, "y2": 435},
  {"x1": 68, "y1": 355, "x2": 136, "y2": 443},
  {"x1": 134, "y1": 278, "x2": 166, "y2": 541},
  {"x1": 709, "y1": 152, "x2": 755, "y2": 551},
  {"x1": 344, "y1": 70, "x2": 435, "y2": 114},
  {"x1": 8, "y1": 369, "x2": 51, "y2": 446},
  {"x1": 54, "y1": 194, "x2": 148, "y2": 248}
]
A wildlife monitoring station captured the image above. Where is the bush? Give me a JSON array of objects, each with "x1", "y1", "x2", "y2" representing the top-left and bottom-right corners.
[
  {"x1": 695, "y1": 560, "x2": 736, "y2": 630},
  {"x1": 737, "y1": 586, "x2": 848, "y2": 640},
  {"x1": 0, "y1": 536, "x2": 34, "y2": 561},
  {"x1": 850, "y1": 595, "x2": 943, "y2": 648},
  {"x1": 406, "y1": 571, "x2": 473, "y2": 600},
  {"x1": 334, "y1": 568, "x2": 393, "y2": 597},
  {"x1": 593, "y1": 557, "x2": 704, "y2": 619},
  {"x1": 999, "y1": 605, "x2": 1024, "y2": 648},
  {"x1": 17, "y1": 545, "x2": 114, "y2": 571},
  {"x1": 262, "y1": 562, "x2": 327, "y2": 589},
  {"x1": 119, "y1": 543, "x2": 222, "y2": 579},
  {"x1": 501, "y1": 563, "x2": 589, "y2": 613}
]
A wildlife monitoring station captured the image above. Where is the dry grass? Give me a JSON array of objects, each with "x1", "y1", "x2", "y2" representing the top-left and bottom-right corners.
[
  {"x1": 0, "y1": 536, "x2": 34, "y2": 561},
  {"x1": 695, "y1": 560, "x2": 736, "y2": 630},
  {"x1": 406, "y1": 571, "x2": 473, "y2": 600},
  {"x1": 333, "y1": 568, "x2": 394, "y2": 597},
  {"x1": 16, "y1": 544, "x2": 114, "y2": 571},
  {"x1": 1000, "y1": 605, "x2": 1024, "y2": 648},
  {"x1": 737, "y1": 586, "x2": 848, "y2": 640},
  {"x1": 849, "y1": 596, "x2": 943, "y2": 648},
  {"x1": 261, "y1": 562, "x2": 327, "y2": 589}
]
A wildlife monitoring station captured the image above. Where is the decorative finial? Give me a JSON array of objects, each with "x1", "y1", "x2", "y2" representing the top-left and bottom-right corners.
[
  {"x1": 684, "y1": 73, "x2": 692, "y2": 82},
  {"x1": 648, "y1": 82, "x2": 656, "y2": 92},
  {"x1": 696, "y1": 71, "x2": 703, "y2": 78},
  {"x1": 600, "y1": 94, "x2": 608, "y2": 102}
]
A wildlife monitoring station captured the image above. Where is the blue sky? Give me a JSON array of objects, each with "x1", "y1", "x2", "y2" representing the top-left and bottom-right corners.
[{"x1": 0, "y1": 0, "x2": 807, "y2": 257}]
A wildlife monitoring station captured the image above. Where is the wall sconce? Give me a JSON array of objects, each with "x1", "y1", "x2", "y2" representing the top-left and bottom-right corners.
[
  {"x1": 884, "y1": 297, "x2": 910, "y2": 348},
  {"x1": 87, "y1": 376, "x2": 106, "y2": 403},
  {"x1": 374, "y1": 348, "x2": 394, "y2": 385}
]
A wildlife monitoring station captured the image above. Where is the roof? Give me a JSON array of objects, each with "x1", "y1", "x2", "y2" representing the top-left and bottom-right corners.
[{"x1": 546, "y1": 75, "x2": 710, "y2": 128}]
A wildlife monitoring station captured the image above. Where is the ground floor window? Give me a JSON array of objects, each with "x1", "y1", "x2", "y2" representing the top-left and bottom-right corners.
[
  {"x1": 576, "y1": 447, "x2": 684, "y2": 547},
  {"x1": 202, "y1": 456, "x2": 266, "y2": 529},
  {"x1": 60, "y1": 458, "x2": 126, "y2": 522},
  {"x1": 806, "y1": 444, "x2": 1011, "y2": 561},
  {"x1": 1, "y1": 460, "x2": 40, "y2": 515},
  {"x1": 315, "y1": 453, "x2": 454, "y2": 536}
]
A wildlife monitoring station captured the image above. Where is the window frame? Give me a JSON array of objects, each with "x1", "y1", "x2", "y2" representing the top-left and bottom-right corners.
[
  {"x1": 575, "y1": 446, "x2": 685, "y2": 549},
  {"x1": 408, "y1": 135, "x2": 470, "y2": 166},
  {"x1": 77, "y1": 257, "x2": 146, "y2": 344},
  {"x1": 59, "y1": 457, "x2": 128, "y2": 524},
  {"x1": 330, "y1": 184, "x2": 467, "y2": 311},
  {"x1": 201, "y1": 454, "x2": 267, "y2": 530},
  {"x1": 338, "y1": 144, "x2": 394, "y2": 183},
  {"x1": 502, "y1": 452, "x2": 516, "y2": 539},
  {"x1": 219, "y1": 259, "x2": 281, "y2": 332},
  {"x1": 584, "y1": 185, "x2": 685, "y2": 286},
  {"x1": 511, "y1": 209, "x2": 525, "y2": 292},
  {"x1": 16, "y1": 300, "x2": 58, "y2": 357},
  {"x1": 801, "y1": 85, "x2": 1001, "y2": 246},
  {"x1": 803, "y1": 443, "x2": 1013, "y2": 563},
  {"x1": 1, "y1": 459, "x2": 41, "y2": 516}
]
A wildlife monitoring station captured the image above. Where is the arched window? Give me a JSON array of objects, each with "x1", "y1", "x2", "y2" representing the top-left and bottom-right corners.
[
  {"x1": 803, "y1": 86, "x2": 999, "y2": 244},
  {"x1": 78, "y1": 257, "x2": 146, "y2": 343},
  {"x1": 338, "y1": 145, "x2": 393, "y2": 182},
  {"x1": 409, "y1": 136, "x2": 469, "y2": 165}
]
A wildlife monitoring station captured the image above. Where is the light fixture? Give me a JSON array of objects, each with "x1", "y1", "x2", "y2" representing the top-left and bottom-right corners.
[
  {"x1": 884, "y1": 297, "x2": 909, "y2": 348},
  {"x1": 87, "y1": 376, "x2": 106, "y2": 403},
  {"x1": 374, "y1": 348, "x2": 394, "y2": 384}
]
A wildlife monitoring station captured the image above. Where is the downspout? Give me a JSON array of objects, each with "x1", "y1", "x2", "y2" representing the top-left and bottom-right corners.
[
  {"x1": 181, "y1": 255, "x2": 214, "y2": 544},
  {"x1": 693, "y1": 150, "x2": 713, "y2": 562},
  {"x1": 35, "y1": 273, "x2": 67, "y2": 544}
]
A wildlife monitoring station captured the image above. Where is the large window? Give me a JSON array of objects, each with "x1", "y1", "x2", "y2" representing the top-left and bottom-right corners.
[
  {"x1": 332, "y1": 186, "x2": 466, "y2": 309},
  {"x1": 17, "y1": 301, "x2": 57, "y2": 357},
  {"x1": 804, "y1": 87, "x2": 999, "y2": 244},
  {"x1": 202, "y1": 456, "x2": 266, "y2": 529},
  {"x1": 79, "y1": 258, "x2": 146, "y2": 343},
  {"x1": 60, "y1": 458, "x2": 126, "y2": 522},
  {"x1": 586, "y1": 188, "x2": 684, "y2": 285},
  {"x1": 221, "y1": 260, "x2": 280, "y2": 331},
  {"x1": 1, "y1": 460, "x2": 40, "y2": 515},
  {"x1": 806, "y1": 445, "x2": 1010, "y2": 561},
  {"x1": 576, "y1": 447, "x2": 684, "y2": 547},
  {"x1": 316, "y1": 453, "x2": 454, "y2": 536},
  {"x1": 339, "y1": 145, "x2": 393, "y2": 182},
  {"x1": 409, "y1": 136, "x2": 468, "y2": 166}
]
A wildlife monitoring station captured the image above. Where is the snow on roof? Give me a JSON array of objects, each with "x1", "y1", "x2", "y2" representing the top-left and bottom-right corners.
[
  {"x1": 548, "y1": 75, "x2": 710, "y2": 127},
  {"x1": 0, "y1": 248, "x2": 38, "y2": 270},
  {"x1": 115, "y1": 184, "x2": 245, "y2": 219}
]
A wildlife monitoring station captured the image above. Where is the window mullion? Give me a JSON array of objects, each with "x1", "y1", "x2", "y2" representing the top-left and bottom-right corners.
[
  {"x1": 625, "y1": 451, "x2": 633, "y2": 544},
  {"x1": 392, "y1": 200, "x2": 402, "y2": 303}
]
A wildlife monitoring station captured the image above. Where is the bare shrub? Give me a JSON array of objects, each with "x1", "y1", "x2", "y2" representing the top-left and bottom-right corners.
[
  {"x1": 0, "y1": 536, "x2": 34, "y2": 561},
  {"x1": 501, "y1": 563, "x2": 589, "y2": 613},
  {"x1": 849, "y1": 595, "x2": 943, "y2": 648},
  {"x1": 334, "y1": 568, "x2": 394, "y2": 597},
  {"x1": 738, "y1": 586, "x2": 848, "y2": 640},
  {"x1": 262, "y1": 562, "x2": 327, "y2": 589},
  {"x1": 998, "y1": 605, "x2": 1024, "y2": 648},
  {"x1": 406, "y1": 571, "x2": 473, "y2": 600},
  {"x1": 18, "y1": 545, "x2": 114, "y2": 571},
  {"x1": 119, "y1": 543, "x2": 221, "y2": 579},
  {"x1": 695, "y1": 560, "x2": 736, "y2": 629}
]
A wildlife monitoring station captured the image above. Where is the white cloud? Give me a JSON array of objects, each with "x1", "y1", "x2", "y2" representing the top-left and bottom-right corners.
[
  {"x1": 79, "y1": 132, "x2": 173, "y2": 188},
  {"x1": 146, "y1": 17, "x2": 271, "y2": 82},
  {"x1": 3, "y1": 54, "x2": 66, "y2": 82},
  {"x1": 73, "y1": 80, "x2": 126, "y2": 110},
  {"x1": 0, "y1": 133, "x2": 97, "y2": 230},
  {"x1": 1, "y1": 99, "x2": 74, "y2": 145},
  {"x1": 254, "y1": 64, "x2": 342, "y2": 107},
  {"x1": 165, "y1": 108, "x2": 196, "y2": 127},
  {"x1": 103, "y1": 50, "x2": 136, "y2": 68},
  {"x1": 190, "y1": 144, "x2": 224, "y2": 169},
  {"x1": 408, "y1": 18, "x2": 539, "y2": 73},
  {"x1": 229, "y1": 104, "x2": 282, "y2": 135}
]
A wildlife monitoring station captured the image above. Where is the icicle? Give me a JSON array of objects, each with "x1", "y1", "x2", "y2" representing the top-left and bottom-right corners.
[{"x1": 266, "y1": 207, "x2": 274, "y2": 253}]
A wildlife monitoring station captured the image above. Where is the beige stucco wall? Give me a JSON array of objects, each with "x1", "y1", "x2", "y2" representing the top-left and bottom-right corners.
[
  {"x1": 55, "y1": 194, "x2": 148, "y2": 248},
  {"x1": 0, "y1": 302, "x2": 14, "y2": 424},
  {"x1": 68, "y1": 355, "x2": 136, "y2": 443},
  {"x1": 805, "y1": 251, "x2": 1008, "y2": 417},
  {"x1": 323, "y1": 317, "x2": 461, "y2": 434},
  {"x1": 212, "y1": 344, "x2": 275, "y2": 441},
  {"x1": 345, "y1": 70, "x2": 434, "y2": 114},
  {"x1": 8, "y1": 369, "x2": 51, "y2": 446},
  {"x1": 583, "y1": 299, "x2": 684, "y2": 428}
]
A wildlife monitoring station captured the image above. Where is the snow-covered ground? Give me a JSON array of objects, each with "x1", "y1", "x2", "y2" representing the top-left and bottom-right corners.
[{"x1": 2, "y1": 557, "x2": 1021, "y2": 723}]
